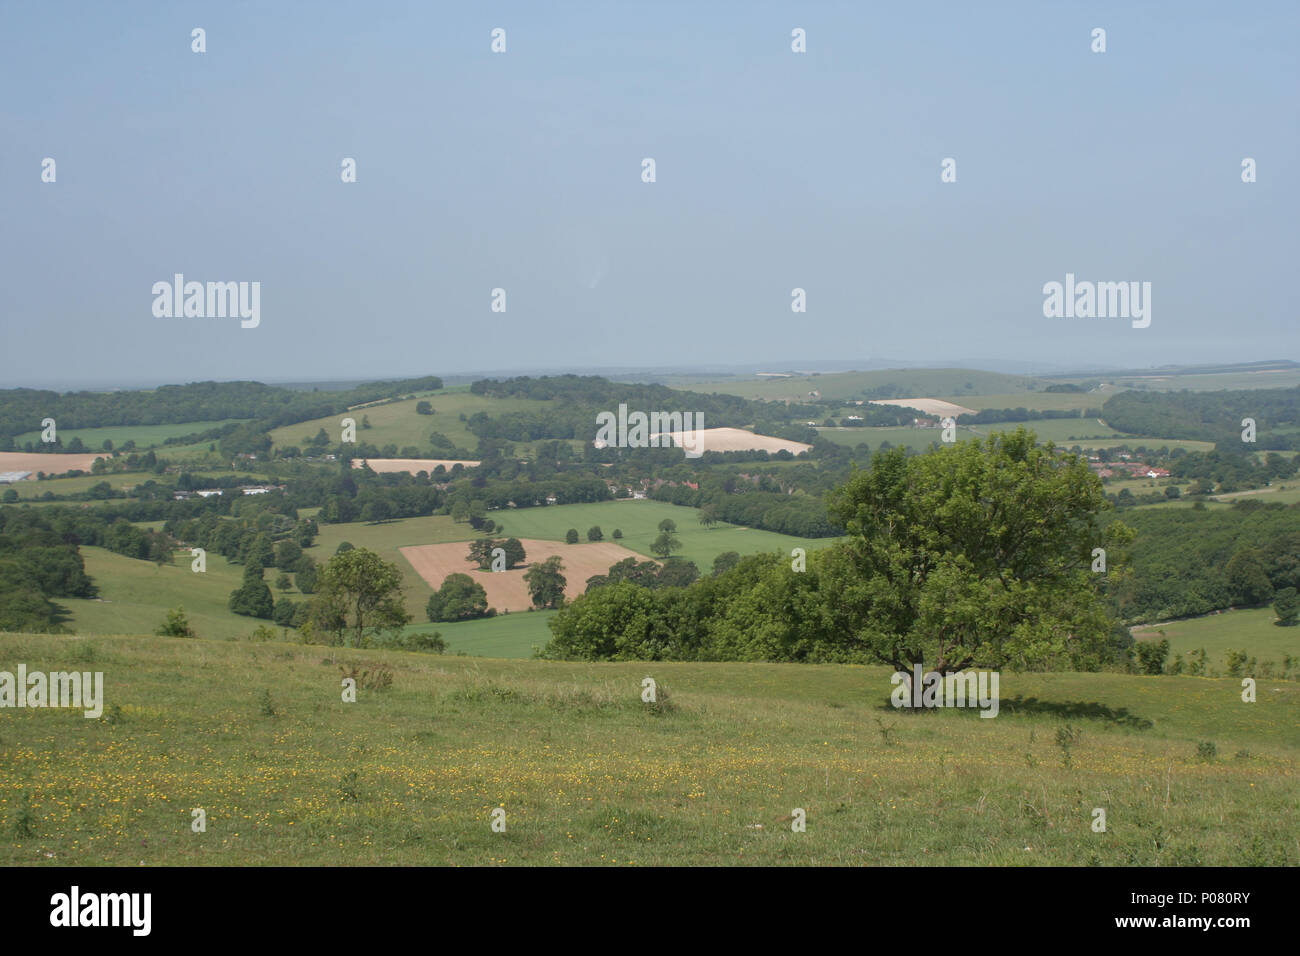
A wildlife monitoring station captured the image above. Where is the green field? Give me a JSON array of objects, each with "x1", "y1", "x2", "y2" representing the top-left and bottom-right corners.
[
  {"x1": 817, "y1": 417, "x2": 1209, "y2": 454},
  {"x1": 0, "y1": 632, "x2": 1294, "y2": 865},
  {"x1": 815, "y1": 426, "x2": 967, "y2": 450},
  {"x1": 406, "y1": 610, "x2": 557, "y2": 658},
  {"x1": 1133, "y1": 607, "x2": 1299, "y2": 675},
  {"x1": 1110, "y1": 369, "x2": 1300, "y2": 392},
  {"x1": 943, "y1": 390, "x2": 1120, "y2": 413},
  {"x1": 680, "y1": 369, "x2": 1046, "y2": 404},
  {"x1": 1211, "y1": 484, "x2": 1300, "y2": 506},
  {"x1": 267, "y1": 390, "x2": 550, "y2": 456},
  {"x1": 56, "y1": 547, "x2": 304, "y2": 642},
  {"x1": 477, "y1": 499, "x2": 838, "y2": 571},
  {"x1": 968, "y1": 419, "x2": 1126, "y2": 444},
  {"x1": 10, "y1": 419, "x2": 251, "y2": 452},
  {"x1": 2, "y1": 470, "x2": 269, "y2": 501}
]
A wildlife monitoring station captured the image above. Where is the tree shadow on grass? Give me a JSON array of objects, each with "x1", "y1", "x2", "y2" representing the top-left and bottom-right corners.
[
  {"x1": 998, "y1": 696, "x2": 1153, "y2": 730},
  {"x1": 869, "y1": 695, "x2": 1153, "y2": 730}
]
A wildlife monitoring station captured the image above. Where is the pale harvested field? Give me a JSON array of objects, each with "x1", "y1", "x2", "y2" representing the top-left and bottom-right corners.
[
  {"x1": 352, "y1": 457, "x2": 480, "y2": 473},
  {"x1": 868, "y1": 398, "x2": 977, "y2": 418},
  {"x1": 0, "y1": 451, "x2": 107, "y2": 475},
  {"x1": 400, "y1": 538, "x2": 645, "y2": 612},
  {"x1": 647, "y1": 426, "x2": 811, "y2": 455}
]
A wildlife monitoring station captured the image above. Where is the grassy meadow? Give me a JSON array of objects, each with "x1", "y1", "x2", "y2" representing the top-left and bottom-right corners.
[
  {"x1": 55, "y1": 547, "x2": 300, "y2": 642},
  {"x1": 1133, "y1": 607, "x2": 1298, "y2": 675},
  {"x1": 267, "y1": 389, "x2": 550, "y2": 456},
  {"x1": 0, "y1": 633, "x2": 1293, "y2": 866}
]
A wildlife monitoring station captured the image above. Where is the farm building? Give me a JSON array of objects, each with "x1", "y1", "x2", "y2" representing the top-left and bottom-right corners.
[{"x1": 0, "y1": 471, "x2": 32, "y2": 483}]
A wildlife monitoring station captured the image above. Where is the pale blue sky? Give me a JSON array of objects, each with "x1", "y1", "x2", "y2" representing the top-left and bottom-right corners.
[{"x1": 1, "y1": 1, "x2": 1295, "y2": 387}]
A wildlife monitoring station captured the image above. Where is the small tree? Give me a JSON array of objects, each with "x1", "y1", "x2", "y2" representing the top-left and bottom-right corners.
[
  {"x1": 295, "y1": 559, "x2": 318, "y2": 594},
  {"x1": 313, "y1": 547, "x2": 411, "y2": 647},
  {"x1": 565, "y1": 529, "x2": 579, "y2": 545},
  {"x1": 612, "y1": 528, "x2": 623, "y2": 540},
  {"x1": 650, "y1": 532, "x2": 681, "y2": 558},
  {"x1": 697, "y1": 505, "x2": 718, "y2": 529},
  {"x1": 1274, "y1": 586, "x2": 1299, "y2": 626},
  {"x1": 586, "y1": 526, "x2": 603, "y2": 542},
  {"x1": 415, "y1": 401, "x2": 434, "y2": 415}
]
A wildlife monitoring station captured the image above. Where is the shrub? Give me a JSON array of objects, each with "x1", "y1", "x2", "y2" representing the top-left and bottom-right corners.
[
  {"x1": 154, "y1": 606, "x2": 196, "y2": 638},
  {"x1": 1134, "y1": 638, "x2": 1169, "y2": 675}
]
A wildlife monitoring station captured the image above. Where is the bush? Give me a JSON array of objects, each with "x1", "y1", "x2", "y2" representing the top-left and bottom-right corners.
[
  {"x1": 154, "y1": 605, "x2": 196, "y2": 638},
  {"x1": 390, "y1": 630, "x2": 448, "y2": 654},
  {"x1": 1134, "y1": 637, "x2": 1169, "y2": 675},
  {"x1": 612, "y1": 529, "x2": 623, "y2": 539}
]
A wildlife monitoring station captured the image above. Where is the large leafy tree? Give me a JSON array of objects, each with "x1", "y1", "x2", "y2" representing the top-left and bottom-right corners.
[
  {"x1": 313, "y1": 547, "x2": 411, "y2": 647},
  {"x1": 825, "y1": 429, "x2": 1130, "y2": 675},
  {"x1": 524, "y1": 556, "x2": 567, "y2": 609},
  {"x1": 427, "y1": 573, "x2": 491, "y2": 622}
]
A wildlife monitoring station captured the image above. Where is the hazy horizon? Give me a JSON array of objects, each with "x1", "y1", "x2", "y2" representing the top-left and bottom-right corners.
[{"x1": 3, "y1": 1, "x2": 1296, "y2": 385}]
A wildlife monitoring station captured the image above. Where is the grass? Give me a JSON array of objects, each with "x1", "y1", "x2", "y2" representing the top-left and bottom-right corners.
[
  {"x1": 0, "y1": 632, "x2": 1294, "y2": 865},
  {"x1": 1132, "y1": 607, "x2": 1299, "y2": 675},
  {"x1": 406, "y1": 610, "x2": 557, "y2": 658},
  {"x1": 10, "y1": 420, "x2": 250, "y2": 452},
  {"x1": 56, "y1": 547, "x2": 302, "y2": 642}
]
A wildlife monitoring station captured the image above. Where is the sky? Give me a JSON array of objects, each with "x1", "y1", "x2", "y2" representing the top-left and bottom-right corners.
[{"x1": 1, "y1": 1, "x2": 1296, "y2": 388}]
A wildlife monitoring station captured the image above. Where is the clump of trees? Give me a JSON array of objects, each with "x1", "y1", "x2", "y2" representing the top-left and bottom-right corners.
[
  {"x1": 467, "y1": 537, "x2": 525, "y2": 570},
  {"x1": 546, "y1": 430, "x2": 1132, "y2": 673}
]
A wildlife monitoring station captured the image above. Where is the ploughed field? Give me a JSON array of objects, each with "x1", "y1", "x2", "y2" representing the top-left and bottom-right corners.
[{"x1": 402, "y1": 539, "x2": 644, "y2": 612}]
